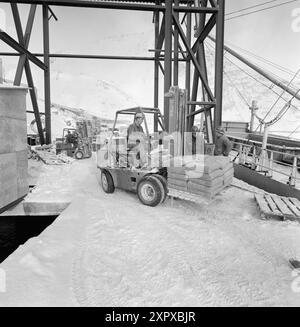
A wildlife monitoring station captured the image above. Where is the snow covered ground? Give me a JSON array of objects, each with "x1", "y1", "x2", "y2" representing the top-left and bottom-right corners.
[{"x1": 0, "y1": 157, "x2": 300, "y2": 306}]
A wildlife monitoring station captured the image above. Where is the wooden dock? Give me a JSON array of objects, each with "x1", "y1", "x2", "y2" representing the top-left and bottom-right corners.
[{"x1": 254, "y1": 193, "x2": 300, "y2": 221}]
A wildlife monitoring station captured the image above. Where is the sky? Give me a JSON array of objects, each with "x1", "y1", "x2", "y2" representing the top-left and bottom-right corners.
[{"x1": 0, "y1": 0, "x2": 300, "y2": 119}]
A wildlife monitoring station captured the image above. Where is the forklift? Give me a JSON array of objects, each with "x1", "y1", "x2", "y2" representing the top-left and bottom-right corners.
[
  {"x1": 97, "y1": 107, "x2": 168, "y2": 207},
  {"x1": 56, "y1": 122, "x2": 92, "y2": 159}
]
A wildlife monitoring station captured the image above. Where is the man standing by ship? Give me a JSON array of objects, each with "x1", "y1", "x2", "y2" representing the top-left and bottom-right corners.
[{"x1": 214, "y1": 127, "x2": 232, "y2": 157}]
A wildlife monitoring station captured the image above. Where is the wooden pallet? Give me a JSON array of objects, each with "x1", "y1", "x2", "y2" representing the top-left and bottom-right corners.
[
  {"x1": 254, "y1": 193, "x2": 300, "y2": 221},
  {"x1": 168, "y1": 188, "x2": 214, "y2": 206}
]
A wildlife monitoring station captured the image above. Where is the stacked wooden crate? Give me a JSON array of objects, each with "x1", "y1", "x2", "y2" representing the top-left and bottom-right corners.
[
  {"x1": 168, "y1": 155, "x2": 234, "y2": 199},
  {"x1": 0, "y1": 86, "x2": 29, "y2": 211}
]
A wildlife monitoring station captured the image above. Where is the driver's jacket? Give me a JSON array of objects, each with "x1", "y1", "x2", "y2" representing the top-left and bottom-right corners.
[{"x1": 127, "y1": 123, "x2": 145, "y2": 150}]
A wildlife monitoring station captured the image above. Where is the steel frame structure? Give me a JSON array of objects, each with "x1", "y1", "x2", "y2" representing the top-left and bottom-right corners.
[{"x1": 0, "y1": 0, "x2": 225, "y2": 144}]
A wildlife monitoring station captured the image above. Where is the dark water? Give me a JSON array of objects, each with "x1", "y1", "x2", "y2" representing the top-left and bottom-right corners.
[{"x1": 0, "y1": 216, "x2": 58, "y2": 263}]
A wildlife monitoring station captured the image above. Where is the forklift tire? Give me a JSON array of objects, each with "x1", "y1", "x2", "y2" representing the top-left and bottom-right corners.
[
  {"x1": 75, "y1": 150, "x2": 84, "y2": 160},
  {"x1": 151, "y1": 174, "x2": 168, "y2": 204},
  {"x1": 137, "y1": 176, "x2": 163, "y2": 207},
  {"x1": 101, "y1": 169, "x2": 115, "y2": 194}
]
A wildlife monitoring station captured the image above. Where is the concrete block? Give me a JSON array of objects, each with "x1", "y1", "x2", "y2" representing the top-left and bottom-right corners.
[
  {"x1": 16, "y1": 150, "x2": 29, "y2": 198},
  {"x1": 0, "y1": 152, "x2": 18, "y2": 209},
  {"x1": 0, "y1": 86, "x2": 27, "y2": 121},
  {"x1": 0, "y1": 117, "x2": 27, "y2": 154},
  {"x1": 23, "y1": 201, "x2": 70, "y2": 216}
]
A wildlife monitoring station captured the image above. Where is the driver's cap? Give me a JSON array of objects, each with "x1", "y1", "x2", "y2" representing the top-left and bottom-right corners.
[{"x1": 135, "y1": 112, "x2": 144, "y2": 119}]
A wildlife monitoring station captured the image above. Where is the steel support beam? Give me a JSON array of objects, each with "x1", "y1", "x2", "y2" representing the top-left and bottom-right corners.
[
  {"x1": 173, "y1": 6, "x2": 218, "y2": 13},
  {"x1": 172, "y1": 13, "x2": 214, "y2": 101},
  {"x1": 154, "y1": 0, "x2": 160, "y2": 132},
  {"x1": 214, "y1": 0, "x2": 225, "y2": 133},
  {"x1": 13, "y1": 4, "x2": 37, "y2": 85},
  {"x1": 0, "y1": 52, "x2": 188, "y2": 61},
  {"x1": 0, "y1": 30, "x2": 47, "y2": 70},
  {"x1": 188, "y1": 101, "x2": 216, "y2": 106},
  {"x1": 173, "y1": 0, "x2": 179, "y2": 86},
  {"x1": 156, "y1": 14, "x2": 165, "y2": 58},
  {"x1": 191, "y1": 13, "x2": 216, "y2": 53},
  {"x1": 164, "y1": 0, "x2": 172, "y2": 132},
  {"x1": 186, "y1": 104, "x2": 215, "y2": 117},
  {"x1": 185, "y1": 2, "x2": 191, "y2": 130},
  {"x1": 43, "y1": 4, "x2": 51, "y2": 144},
  {"x1": 25, "y1": 62, "x2": 46, "y2": 144},
  {"x1": 10, "y1": 3, "x2": 45, "y2": 144}
]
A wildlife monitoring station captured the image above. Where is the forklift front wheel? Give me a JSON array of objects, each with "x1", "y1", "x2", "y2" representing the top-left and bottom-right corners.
[
  {"x1": 101, "y1": 170, "x2": 115, "y2": 194},
  {"x1": 137, "y1": 176, "x2": 163, "y2": 207}
]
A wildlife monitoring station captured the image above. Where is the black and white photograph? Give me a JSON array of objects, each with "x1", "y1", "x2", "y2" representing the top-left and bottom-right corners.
[{"x1": 0, "y1": 0, "x2": 300, "y2": 310}]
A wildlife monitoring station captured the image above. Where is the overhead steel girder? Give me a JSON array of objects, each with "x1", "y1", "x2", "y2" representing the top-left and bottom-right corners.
[
  {"x1": 0, "y1": 30, "x2": 47, "y2": 70},
  {"x1": 0, "y1": 52, "x2": 188, "y2": 61},
  {"x1": 4, "y1": 1, "x2": 218, "y2": 13},
  {"x1": 172, "y1": 13, "x2": 214, "y2": 101},
  {"x1": 5, "y1": 0, "x2": 165, "y2": 11},
  {"x1": 173, "y1": 6, "x2": 218, "y2": 13}
]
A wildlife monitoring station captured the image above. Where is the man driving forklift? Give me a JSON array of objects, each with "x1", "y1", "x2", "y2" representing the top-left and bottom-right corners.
[{"x1": 127, "y1": 112, "x2": 146, "y2": 167}]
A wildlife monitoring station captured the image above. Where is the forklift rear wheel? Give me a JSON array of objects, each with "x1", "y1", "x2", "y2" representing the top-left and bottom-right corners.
[
  {"x1": 75, "y1": 150, "x2": 84, "y2": 160},
  {"x1": 101, "y1": 170, "x2": 115, "y2": 193},
  {"x1": 137, "y1": 176, "x2": 163, "y2": 207}
]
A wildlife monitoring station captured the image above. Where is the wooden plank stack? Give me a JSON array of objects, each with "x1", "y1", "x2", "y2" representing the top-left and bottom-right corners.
[
  {"x1": 0, "y1": 86, "x2": 29, "y2": 211},
  {"x1": 254, "y1": 193, "x2": 300, "y2": 221},
  {"x1": 168, "y1": 155, "x2": 234, "y2": 199}
]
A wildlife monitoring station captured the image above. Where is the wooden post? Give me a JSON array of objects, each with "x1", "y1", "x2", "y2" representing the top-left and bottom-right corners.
[
  {"x1": 251, "y1": 146, "x2": 257, "y2": 170},
  {"x1": 269, "y1": 151, "x2": 274, "y2": 177},
  {"x1": 249, "y1": 100, "x2": 258, "y2": 132},
  {"x1": 260, "y1": 123, "x2": 270, "y2": 172},
  {"x1": 238, "y1": 144, "x2": 243, "y2": 164},
  {"x1": 289, "y1": 156, "x2": 298, "y2": 187}
]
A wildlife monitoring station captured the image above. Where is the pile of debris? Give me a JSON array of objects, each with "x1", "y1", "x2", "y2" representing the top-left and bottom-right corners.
[
  {"x1": 168, "y1": 155, "x2": 234, "y2": 199},
  {"x1": 28, "y1": 144, "x2": 75, "y2": 165}
]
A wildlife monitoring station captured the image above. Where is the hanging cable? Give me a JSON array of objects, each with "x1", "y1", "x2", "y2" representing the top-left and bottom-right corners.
[
  {"x1": 259, "y1": 68, "x2": 300, "y2": 125},
  {"x1": 223, "y1": 69, "x2": 251, "y2": 107},
  {"x1": 224, "y1": 40, "x2": 300, "y2": 81},
  {"x1": 226, "y1": 0, "x2": 280, "y2": 16},
  {"x1": 205, "y1": 43, "x2": 251, "y2": 107},
  {"x1": 226, "y1": 0, "x2": 300, "y2": 21},
  {"x1": 288, "y1": 123, "x2": 300, "y2": 137},
  {"x1": 223, "y1": 55, "x2": 300, "y2": 113},
  {"x1": 206, "y1": 41, "x2": 281, "y2": 97}
]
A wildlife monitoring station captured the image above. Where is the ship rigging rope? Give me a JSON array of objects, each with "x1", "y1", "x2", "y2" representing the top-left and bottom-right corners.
[
  {"x1": 224, "y1": 41, "x2": 300, "y2": 83},
  {"x1": 223, "y1": 69, "x2": 251, "y2": 107},
  {"x1": 253, "y1": 85, "x2": 300, "y2": 127},
  {"x1": 205, "y1": 41, "x2": 300, "y2": 112},
  {"x1": 225, "y1": 0, "x2": 300, "y2": 21},
  {"x1": 223, "y1": 55, "x2": 300, "y2": 112},
  {"x1": 258, "y1": 68, "x2": 300, "y2": 126},
  {"x1": 205, "y1": 43, "x2": 251, "y2": 107}
]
